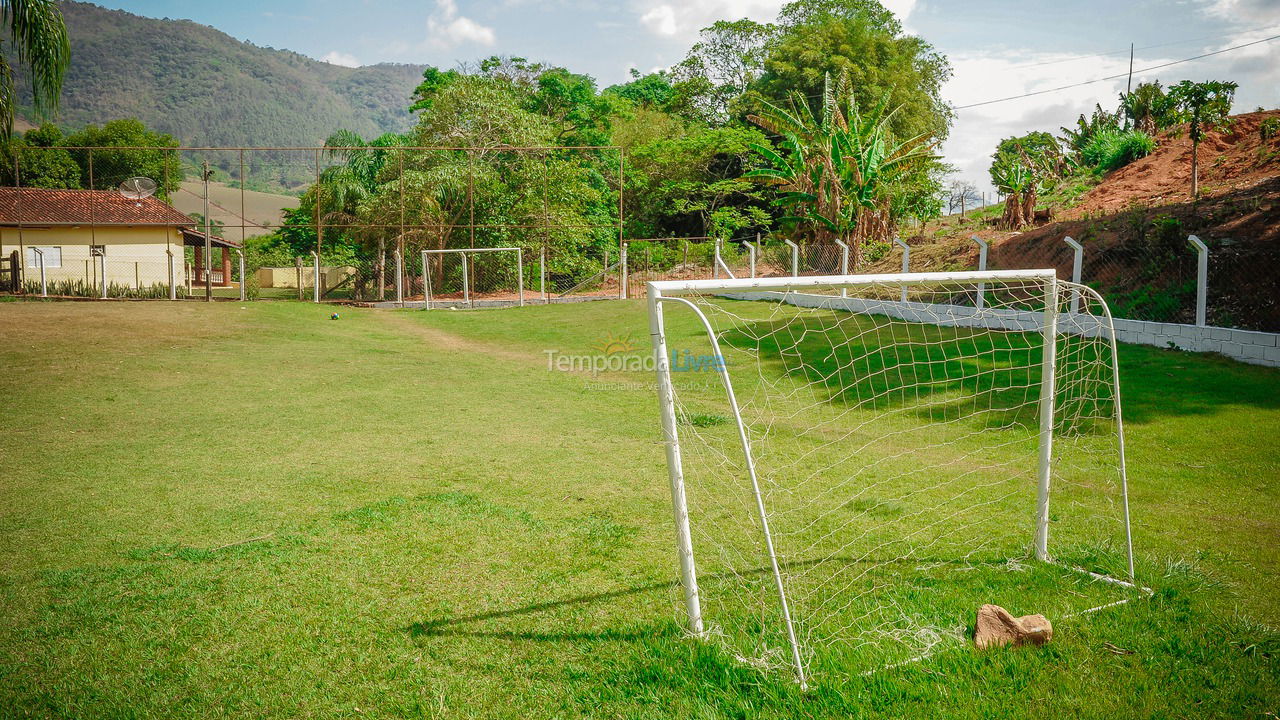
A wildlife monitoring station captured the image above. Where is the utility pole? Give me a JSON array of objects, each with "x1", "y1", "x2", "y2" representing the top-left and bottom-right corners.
[
  {"x1": 1124, "y1": 43, "x2": 1134, "y2": 130},
  {"x1": 202, "y1": 160, "x2": 213, "y2": 302}
]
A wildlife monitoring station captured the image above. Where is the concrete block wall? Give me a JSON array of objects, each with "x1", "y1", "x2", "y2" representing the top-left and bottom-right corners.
[{"x1": 727, "y1": 291, "x2": 1279, "y2": 368}]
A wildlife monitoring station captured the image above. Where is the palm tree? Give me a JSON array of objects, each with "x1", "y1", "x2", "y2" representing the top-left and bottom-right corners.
[
  {"x1": 745, "y1": 74, "x2": 936, "y2": 266},
  {"x1": 1, "y1": 0, "x2": 71, "y2": 137}
]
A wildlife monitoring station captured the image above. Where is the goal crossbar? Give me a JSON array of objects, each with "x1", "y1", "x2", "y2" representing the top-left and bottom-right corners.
[{"x1": 647, "y1": 268, "x2": 1057, "y2": 297}]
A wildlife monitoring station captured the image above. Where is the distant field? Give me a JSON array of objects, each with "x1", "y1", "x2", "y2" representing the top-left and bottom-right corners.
[
  {"x1": 0, "y1": 300, "x2": 1277, "y2": 718},
  {"x1": 171, "y1": 180, "x2": 300, "y2": 243}
]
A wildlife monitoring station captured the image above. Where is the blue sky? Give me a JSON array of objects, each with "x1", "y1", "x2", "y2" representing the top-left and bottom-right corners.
[{"x1": 98, "y1": 0, "x2": 1279, "y2": 192}]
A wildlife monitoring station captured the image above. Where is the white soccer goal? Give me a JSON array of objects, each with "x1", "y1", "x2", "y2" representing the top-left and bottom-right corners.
[
  {"x1": 421, "y1": 247, "x2": 525, "y2": 308},
  {"x1": 647, "y1": 270, "x2": 1138, "y2": 688}
]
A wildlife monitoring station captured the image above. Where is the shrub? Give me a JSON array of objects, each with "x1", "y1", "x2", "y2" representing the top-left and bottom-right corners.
[
  {"x1": 1081, "y1": 130, "x2": 1157, "y2": 172},
  {"x1": 1261, "y1": 117, "x2": 1280, "y2": 142}
]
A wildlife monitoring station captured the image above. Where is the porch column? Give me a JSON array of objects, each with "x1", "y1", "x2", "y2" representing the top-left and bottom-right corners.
[{"x1": 221, "y1": 247, "x2": 231, "y2": 287}]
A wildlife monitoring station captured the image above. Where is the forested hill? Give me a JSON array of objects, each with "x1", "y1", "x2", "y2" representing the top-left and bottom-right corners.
[{"x1": 14, "y1": 2, "x2": 425, "y2": 146}]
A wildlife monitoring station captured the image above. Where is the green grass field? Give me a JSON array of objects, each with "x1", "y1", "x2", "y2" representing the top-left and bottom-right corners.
[{"x1": 1, "y1": 299, "x2": 1277, "y2": 718}]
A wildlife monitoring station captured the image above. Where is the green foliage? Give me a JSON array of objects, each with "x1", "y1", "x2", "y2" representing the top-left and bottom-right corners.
[
  {"x1": 673, "y1": 19, "x2": 779, "y2": 123},
  {"x1": 989, "y1": 131, "x2": 1065, "y2": 189},
  {"x1": 1261, "y1": 117, "x2": 1280, "y2": 142},
  {"x1": 1080, "y1": 130, "x2": 1157, "y2": 172},
  {"x1": 408, "y1": 66, "x2": 461, "y2": 114},
  {"x1": 1120, "y1": 81, "x2": 1176, "y2": 134},
  {"x1": 746, "y1": 73, "x2": 938, "y2": 257},
  {"x1": 61, "y1": 118, "x2": 183, "y2": 198},
  {"x1": 1167, "y1": 80, "x2": 1237, "y2": 143},
  {"x1": 751, "y1": 0, "x2": 952, "y2": 144},
  {"x1": 1060, "y1": 104, "x2": 1122, "y2": 158},
  {"x1": 0, "y1": 124, "x2": 80, "y2": 187},
  {"x1": 603, "y1": 70, "x2": 678, "y2": 112}
]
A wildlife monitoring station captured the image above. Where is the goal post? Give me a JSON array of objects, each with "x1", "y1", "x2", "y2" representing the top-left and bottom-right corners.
[{"x1": 647, "y1": 269, "x2": 1136, "y2": 685}]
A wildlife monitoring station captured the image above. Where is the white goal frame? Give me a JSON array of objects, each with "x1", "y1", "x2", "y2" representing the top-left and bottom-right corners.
[
  {"x1": 647, "y1": 269, "x2": 1137, "y2": 689},
  {"x1": 421, "y1": 246, "x2": 524, "y2": 309}
]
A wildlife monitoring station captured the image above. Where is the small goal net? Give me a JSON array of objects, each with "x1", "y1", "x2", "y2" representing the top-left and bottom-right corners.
[{"x1": 647, "y1": 270, "x2": 1137, "y2": 687}]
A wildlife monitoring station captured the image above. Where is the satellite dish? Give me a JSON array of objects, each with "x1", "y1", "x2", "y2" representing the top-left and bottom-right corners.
[{"x1": 118, "y1": 176, "x2": 157, "y2": 203}]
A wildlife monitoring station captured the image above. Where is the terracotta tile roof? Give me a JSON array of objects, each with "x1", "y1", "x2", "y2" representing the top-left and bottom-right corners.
[{"x1": 0, "y1": 187, "x2": 196, "y2": 226}]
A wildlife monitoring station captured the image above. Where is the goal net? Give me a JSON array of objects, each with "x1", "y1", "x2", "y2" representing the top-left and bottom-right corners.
[{"x1": 647, "y1": 270, "x2": 1136, "y2": 687}]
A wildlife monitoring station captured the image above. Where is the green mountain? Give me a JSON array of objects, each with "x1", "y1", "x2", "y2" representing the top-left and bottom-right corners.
[{"x1": 16, "y1": 2, "x2": 425, "y2": 147}]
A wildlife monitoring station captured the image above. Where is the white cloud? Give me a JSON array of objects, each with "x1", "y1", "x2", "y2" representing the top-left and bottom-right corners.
[
  {"x1": 320, "y1": 51, "x2": 361, "y2": 67},
  {"x1": 427, "y1": 0, "x2": 496, "y2": 49},
  {"x1": 1201, "y1": 0, "x2": 1280, "y2": 25},
  {"x1": 641, "y1": 5, "x2": 678, "y2": 36}
]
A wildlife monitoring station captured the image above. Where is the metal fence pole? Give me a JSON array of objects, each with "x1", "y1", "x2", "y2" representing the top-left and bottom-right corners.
[
  {"x1": 619, "y1": 242, "x2": 628, "y2": 299},
  {"x1": 1064, "y1": 236, "x2": 1083, "y2": 314},
  {"x1": 166, "y1": 249, "x2": 176, "y2": 300},
  {"x1": 742, "y1": 241, "x2": 756, "y2": 279},
  {"x1": 834, "y1": 238, "x2": 849, "y2": 297},
  {"x1": 33, "y1": 248, "x2": 46, "y2": 297},
  {"x1": 783, "y1": 238, "x2": 799, "y2": 277},
  {"x1": 893, "y1": 237, "x2": 910, "y2": 302},
  {"x1": 394, "y1": 249, "x2": 403, "y2": 306},
  {"x1": 424, "y1": 249, "x2": 435, "y2": 308},
  {"x1": 516, "y1": 248, "x2": 524, "y2": 307},
  {"x1": 540, "y1": 246, "x2": 547, "y2": 304},
  {"x1": 1189, "y1": 234, "x2": 1208, "y2": 327},
  {"x1": 311, "y1": 251, "x2": 320, "y2": 303},
  {"x1": 971, "y1": 235, "x2": 988, "y2": 309},
  {"x1": 461, "y1": 252, "x2": 471, "y2": 307},
  {"x1": 99, "y1": 248, "x2": 107, "y2": 299},
  {"x1": 236, "y1": 250, "x2": 246, "y2": 302},
  {"x1": 713, "y1": 238, "x2": 721, "y2": 280}
]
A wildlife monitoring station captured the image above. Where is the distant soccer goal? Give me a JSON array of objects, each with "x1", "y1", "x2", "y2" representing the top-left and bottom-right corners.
[
  {"x1": 421, "y1": 247, "x2": 527, "y2": 308},
  {"x1": 647, "y1": 270, "x2": 1138, "y2": 687}
]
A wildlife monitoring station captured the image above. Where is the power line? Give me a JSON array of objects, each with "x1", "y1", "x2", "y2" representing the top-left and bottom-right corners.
[
  {"x1": 952, "y1": 33, "x2": 1280, "y2": 110},
  {"x1": 1008, "y1": 25, "x2": 1280, "y2": 70}
]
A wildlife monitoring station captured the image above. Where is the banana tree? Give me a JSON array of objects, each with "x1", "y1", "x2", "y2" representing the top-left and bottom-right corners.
[{"x1": 745, "y1": 74, "x2": 937, "y2": 267}]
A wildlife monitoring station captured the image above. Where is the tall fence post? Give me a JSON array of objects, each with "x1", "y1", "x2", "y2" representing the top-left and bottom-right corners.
[
  {"x1": 742, "y1": 241, "x2": 756, "y2": 278},
  {"x1": 971, "y1": 235, "x2": 988, "y2": 309},
  {"x1": 619, "y1": 242, "x2": 628, "y2": 299},
  {"x1": 516, "y1": 248, "x2": 525, "y2": 307},
  {"x1": 893, "y1": 237, "x2": 910, "y2": 302},
  {"x1": 461, "y1": 252, "x2": 471, "y2": 308},
  {"x1": 1064, "y1": 236, "x2": 1083, "y2": 314},
  {"x1": 834, "y1": 238, "x2": 849, "y2": 297},
  {"x1": 713, "y1": 238, "x2": 722, "y2": 280},
  {"x1": 394, "y1": 249, "x2": 403, "y2": 306},
  {"x1": 421, "y1": 250, "x2": 431, "y2": 310},
  {"x1": 1188, "y1": 234, "x2": 1208, "y2": 327},
  {"x1": 311, "y1": 251, "x2": 320, "y2": 303},
  {"x1": 295, "y1": 257, "x2": 303, "y2": 301},
  {"x1": 540, "y1": 246, "x2": 547, "y2": 304},
  {"x1": 33, "y1": 248, "x2": 46, "y2": 297},
  {"x1": 166, "y1": 249, "x2": 175, "y2": 300},
  {"x1": 99, "y1": 248, "x2": 107, "y2": 299},
  {"x1": 783, "y1": 238, "x2": 799, "y2": 277},
  {"x1": 236, "y1": 250, "x2": 246, "y2": 302}
]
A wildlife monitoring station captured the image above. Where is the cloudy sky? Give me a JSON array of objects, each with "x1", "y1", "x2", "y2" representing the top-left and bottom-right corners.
[{"x1": 103, "y1": 0, "x2": 1279, "y2": 193}]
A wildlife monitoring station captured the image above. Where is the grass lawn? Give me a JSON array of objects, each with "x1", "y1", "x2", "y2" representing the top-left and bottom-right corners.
[{"x1": 0, "y1": 299, "x2": 1277, "y2": 718}]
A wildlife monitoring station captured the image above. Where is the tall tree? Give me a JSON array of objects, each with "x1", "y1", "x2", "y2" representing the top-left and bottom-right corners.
[
  {"x1": 1120, "y1": 81, "x2": 1174, "y2": 135},
  {"x1": 0, "y1": 0, "x2": 70, "y2": 137},
  {"x1": 751, "y1": 0, "x2": 952, "y2": 143},
  {"x1": 1167, "y1": 80, "x2": 1236, "y2": 199},
  {"x1": 61, "y1": 118, "x2": 183, "y2": 198},
  {"x1": 673, "y1": 19, "x2": 778, "y2": 123}
]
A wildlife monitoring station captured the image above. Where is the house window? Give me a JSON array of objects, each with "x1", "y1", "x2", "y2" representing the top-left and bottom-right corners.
[{"x1": 25, "y1": 246, "x2": 61, "y2": 268}]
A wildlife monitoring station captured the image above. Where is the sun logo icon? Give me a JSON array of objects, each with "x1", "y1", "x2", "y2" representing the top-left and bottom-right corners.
[{"x1": 593, "y1": 332, "x2": 637, "y2": 356}]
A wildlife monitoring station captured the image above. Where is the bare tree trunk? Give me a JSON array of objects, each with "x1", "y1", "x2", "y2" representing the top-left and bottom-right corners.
[{"x1": 1021, "y1": 188, "x2": 1036, "y2": 227}]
